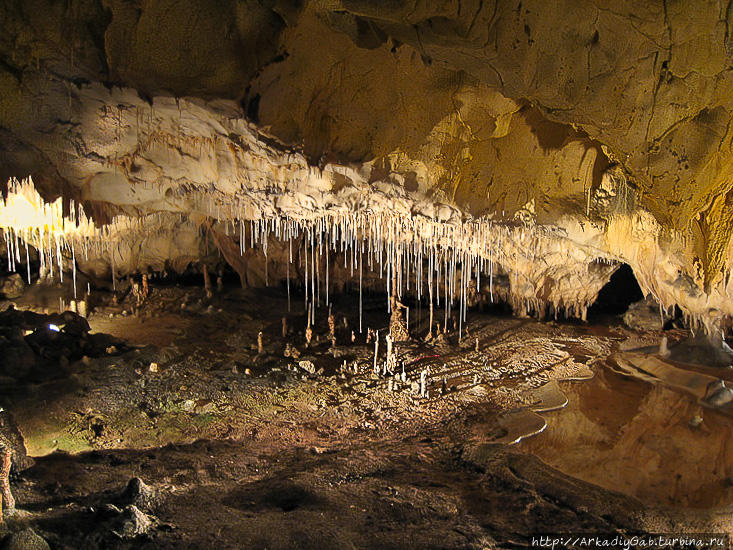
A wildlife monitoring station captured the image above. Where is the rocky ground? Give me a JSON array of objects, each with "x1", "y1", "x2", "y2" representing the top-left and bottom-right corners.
[{"x1": 0, "y1": 281, "x2": 730, "y2": 549}]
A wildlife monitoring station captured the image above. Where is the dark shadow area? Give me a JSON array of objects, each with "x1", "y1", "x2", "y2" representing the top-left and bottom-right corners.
[
  {"x1": 667, "y1": 332, "x2": 733, "y2": 369},
  {"x1": 12, "y1": 435, "x2": 657, "y2": 550},
  {"x1": 224, "y1": 480, "x2": 322, "y2": 512},
  {"x1": 588, "y1": 263, "x2": 643, "y2": 318}
]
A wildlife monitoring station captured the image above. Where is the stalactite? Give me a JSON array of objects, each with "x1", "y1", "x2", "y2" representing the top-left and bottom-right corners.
[{"x1": 0, "y1": 175, "x2": 718, "y2": 333}]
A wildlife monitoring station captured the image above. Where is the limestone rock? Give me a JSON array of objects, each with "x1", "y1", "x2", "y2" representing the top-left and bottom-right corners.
[
  {"x1": 297, "y1": 360, "x2": 316, "y2": 374},
  {"x1": 1, "y1": 529, "x2": 50, "y2": 550},
  {"x1": 623, "y1": 297, "x2": 669, "y2": 331},
  {"x1": 119, "y1": 478, "x2": 160, "y2": 512},
  {"x1": 1, "y1": 343, "x2": 35, "y2": 380},
  {"x1": 703, "y1": 380, "x2": 733, "y2": 408},
  {"x1": 283, "y1": 343, "x2": 301, "y2": 359},
  {"x1": 0, "y1": 275, "x2": 24, "y2": 300},
  {"x1": 114, "y1": 505, "x2": 156, "y2": 539}
]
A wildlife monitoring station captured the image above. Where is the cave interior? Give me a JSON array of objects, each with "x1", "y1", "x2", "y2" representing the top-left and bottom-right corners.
[{"x1": 1, "y1": 1, "x2": 733, "y2": 548}]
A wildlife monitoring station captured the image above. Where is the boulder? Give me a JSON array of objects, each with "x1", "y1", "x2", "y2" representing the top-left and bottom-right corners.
[
  {"x1": 623, "y1": 297, "x2": 670, "y2": 331},
  {"x1": 1, "y1": 343, "x2": 35, "y2": 379},
  {"x1": 114, "y1": 505, "x2": 155, "y2": 539},
  {"x1": 1, "y1": 529, "x2": 50, "y2": 550},
  {"x1": 119, "y1": 478, "x2": 159, "y2": 511},
  {"x1": 0, "y1": 275, "x2": 24, "y2": 300}
]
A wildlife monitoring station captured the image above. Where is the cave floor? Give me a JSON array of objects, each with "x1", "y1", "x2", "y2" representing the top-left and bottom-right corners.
[{"x1": 2, "y1": 284, "x2": 732, "y2": 548}]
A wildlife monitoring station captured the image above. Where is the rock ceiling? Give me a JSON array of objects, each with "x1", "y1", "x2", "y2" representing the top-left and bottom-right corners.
[{"x1": 0, "y1": 0, "x2": 732, "y2": 329}]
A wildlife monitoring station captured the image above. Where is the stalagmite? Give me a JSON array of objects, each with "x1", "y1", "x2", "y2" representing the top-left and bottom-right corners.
[
  {"x1": 133, "y1": 281, "x2": 142, "y2": 307},
  {"x1": 659, "y1": 336, "x2": 670, "y2": 358},
  {"x1": 305, "y1": 325, "x2": 313, "y2": 348},
  {"x1": 328, "y1": 309, "x2": 336, "y2": 343},
  {"x1": 373, "y1": 330, "x2": 379, "y2": 375},
  {"x1": 385, "y1": 334, "x2": 395, "y2": 375}
]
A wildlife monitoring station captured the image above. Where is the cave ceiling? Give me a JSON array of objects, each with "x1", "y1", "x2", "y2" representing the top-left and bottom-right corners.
[{"x1": 0, "y1": 0, "x2": 732, "y2": 327}]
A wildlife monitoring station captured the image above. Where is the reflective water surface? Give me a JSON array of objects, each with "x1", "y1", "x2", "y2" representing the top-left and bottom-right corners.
[{"x1": 521, "y1": 364, "x2": 733, "y2": 508}]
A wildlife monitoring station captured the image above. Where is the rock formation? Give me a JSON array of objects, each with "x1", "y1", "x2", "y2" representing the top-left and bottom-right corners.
[{"x1": 0, "y1": 0, "x2": 731, "y2": 332}]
